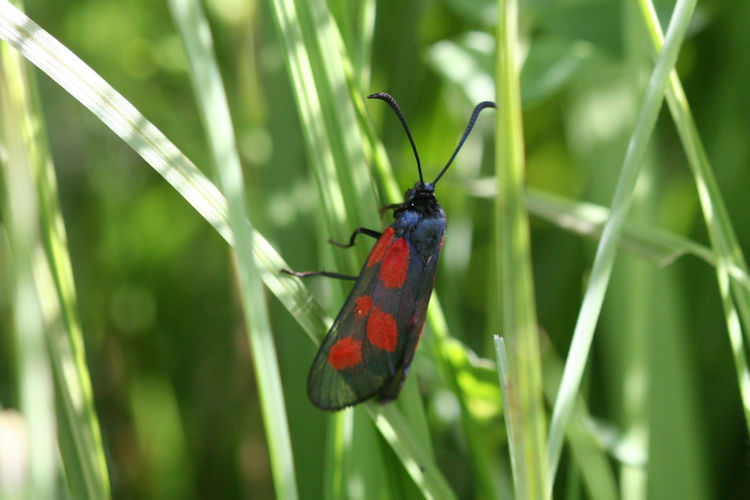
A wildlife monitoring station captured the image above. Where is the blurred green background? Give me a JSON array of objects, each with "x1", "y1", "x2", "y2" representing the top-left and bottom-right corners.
[{"x1": 2, "y1": 0, "x2": 750, "y2": 498}]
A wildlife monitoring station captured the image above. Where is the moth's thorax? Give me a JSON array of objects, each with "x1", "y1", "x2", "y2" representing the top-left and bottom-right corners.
[
  {"x1": 394, "y1": 182, "x2": 444, "y2": 220},
  {"x1": 392, "y1": 182, "x2": 446, "y2": 260}
]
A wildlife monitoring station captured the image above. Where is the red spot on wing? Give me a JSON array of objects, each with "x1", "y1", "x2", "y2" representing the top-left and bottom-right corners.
[
  {"x1": 328, "y1": 337, "x2": 362, "y2": 370},
  {"x1": 379, "y1": 238, "x2": 409, "y2": 288},
  {"x1": 354, "y1": 295, "x2": 372, "y2": 318},
  {"x1": 367, "y1": 227, "x2": 395, "y2": 268},
  {"x1": 367, "y1": 306, "x2": 398, "y2": 352}
]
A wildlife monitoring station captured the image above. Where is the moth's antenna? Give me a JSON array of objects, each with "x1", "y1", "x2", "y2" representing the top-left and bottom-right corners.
[
  {"x1": 368, "y1": 92, "x2": 423, "y2": 185},
  {"x1": 432, "y1": 101, "x2": 496, "y2": 184}
]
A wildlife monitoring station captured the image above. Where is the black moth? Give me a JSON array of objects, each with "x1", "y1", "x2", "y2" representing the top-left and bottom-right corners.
[{"x1": 284, "y1": 93, "x2": 496, "y2": 410}]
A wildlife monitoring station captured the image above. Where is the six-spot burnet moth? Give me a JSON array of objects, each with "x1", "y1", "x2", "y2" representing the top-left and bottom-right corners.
[{"x1": 283, "y1": 93, "x2": 496, "y2": 410}]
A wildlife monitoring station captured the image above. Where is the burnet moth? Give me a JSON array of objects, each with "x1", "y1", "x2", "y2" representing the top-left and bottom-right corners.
[{"x1": 284, "y1": 93, "x2": 496, "y2": 410}]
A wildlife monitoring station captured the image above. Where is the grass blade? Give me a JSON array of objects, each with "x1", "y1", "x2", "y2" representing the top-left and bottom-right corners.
[
  {"x1": 546, "y1": 0, "x2": 698, "y2": 484},
  {"x1": 637, "y1": 0, "x2": 750, "y2": 435},
  {"x1": 366, "y1": 404, "x2": 457, "y2": 500},
  {"x1": 266, "y1": 0, "x2": 379, "y2": 246},
  {"x1": 265, "y1": 0, "x2": 454, "y2": 495},
  {"x1": 0, "y1": 0, "x2": 329, "y2": 342},
  {"x1": 0, "y1": 35, "x2": 56, "y2": 499},
  {"x1": 496, "y1": 0, "x2": 549, "y2": 497},
  {"x1": 0, "y1": 11, "x2": 110, "y2": 497},
  {"x1": 0, "y1": 3, "x2": 455, "y2": 496},
  {"x1": 469, "y1": 181, "x2": 750, "y2": 287},
  {"x1": 168, "y1": 0, "x2": 298, "y2": 497},
  {"x1": 539, "y1": 337, "x2": 618, "y2": 500}
]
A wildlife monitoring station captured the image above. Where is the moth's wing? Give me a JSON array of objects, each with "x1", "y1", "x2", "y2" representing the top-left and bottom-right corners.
[
  {"x1": 306, "y1": 262, "x2": 387, "y2": 410},
  {"x1": 375, "y1": 215, "x2": 446, "y2": 402},
  {"x1": 374, "y1": 240, "x2": 441, "y2": 402},
  {"x1": 307, "y1": 226, "x2": 442, "y2": 410}
]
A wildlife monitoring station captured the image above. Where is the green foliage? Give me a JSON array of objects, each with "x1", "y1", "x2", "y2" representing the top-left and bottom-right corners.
[{"x1": 1, "y1": 0, "x2": 750, "y2": 498}]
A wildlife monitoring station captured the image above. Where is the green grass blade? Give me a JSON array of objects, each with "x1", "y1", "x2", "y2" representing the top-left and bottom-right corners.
[
  {"x1": 492, "y1": 337, "x2": 517, "y2": 486},
  {"x1": 352, "y1": 0, "x2": 375, "y2": 90},
  {"x1": 540, "y1": 337, "x2": 618, "y2": 500},
  {"x1": 329, "y1": 0, "x2": 375, "y2": 90},
  {"x1": 425, "y1": 296, "x2": 504, "y2": 499},
  {"x1": 265, "y1": 0, "x2": 378, "y2": 247},
  {"x1": 523, "y1": 188, "x2": 718, "y2": 269},
  {"x1": 496, "y1": 0, "x2": 549, "y2": 498},
  {"x1": 499, "y1": 334, "x2": 620, "y2": 500},
  {"x1": 0, "y1": 1, "x2": 329, "y2": 343},
  {"x1": 525, "y1": 187, "x2": 750, "y2": 289},
  {"x1": 0, "y1": 36, "x2": 56, "y2": 499},
  {"x1": 0, "y1": 2, "x2": 230, "y2": 238},
  {"x1": 266, "y1": 0, "x2": 455, "y2": 496},
  {"x1": 0, "y1": 12, "x2": 110, "y2": 498},
  {"x1": 469, "y1": 183, "x2": 750, "y2": 288},
  {"x1": 351, "y1": 90, "x2": 401, "y2": 203},
  {"x1": 168, "y1": 0, "x2": 298, "y2": 498},
  {"x1": 366, "y1": 404, "x2": 457, "y2": 500},
  {"x1": 0, "y1": 4, "x2": 455, "y2": 497},
  {"x1": 637, "y1": 0, "x2": 750, "y2": 434},
  {"x1": 260, "y1": 19, "x2": 377, "y2": 496},
  {"x1": 546, "y1": 0, "x2": 698, "y2": 485}
]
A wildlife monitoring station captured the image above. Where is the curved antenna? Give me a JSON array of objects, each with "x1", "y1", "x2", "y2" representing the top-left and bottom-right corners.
[
  {"x1": 432, "y1": 101, "x2": 496, "y2": 184},
  {"x1": 368, "y1": 92, "x2": 423, "y2": 184}
]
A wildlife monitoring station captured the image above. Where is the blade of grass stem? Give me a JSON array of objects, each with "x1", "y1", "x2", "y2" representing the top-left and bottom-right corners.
[
  {"x1": 502, "y1": 334, "x2": 620, "y2": 500},
  {"x1": 426, "y1": 296, "x2": 503, "y2": 499},
  {"x1": 352, "y1": 0, "x2": 375, "y2": 90},
  {"x1": 263, "y1": 0, "x2": 405, "y2": 496},
  {"x1": 618, "y1": 10, "x2": 652, "y2": 495},
  {"x1": 0, "y1": 0, "x2": 329, "y2": 341},
  {"x1": 261, "y1": 3, "x2": 374, "y2": 491},
  {"x1": 493, "y1": 337, "x2": 517, "y2": 487},
  {"x1": 168, "y1": 0, "x2": 298, "y2": 497},
  {"x1": 637, "y1": 0, "x2": 750, "y2": 434},
  {"x1": 0, "y1": 4, "x2": 455, "y2": 496},
  {"x1": 322, "y1": 411, "x2": 351, "y2": 500},
  {"x1": 523, "y1": 188, "x2": 735, "y2": 273},
  {"x1": 348, "y1": 88, "x2": 401, "y2": 202},
  {"x1": 546, "y1": 0, "x2": 698, "y2": 486},
  {"x1": 0, "y1": 1, "x2": 231, "y2": 238},
  {"x1": 539, "y1": 335, "x2": 618, "y2": 500},
  {"x1": 266, "y1": 0, "x2": 378, "y2": 248},
  {"x1": 0, "y1": 39, "x2": 56, "y2": 499},
  {"x1": 366, "y1": 404, "x2": 457, "y2": 500},
  {"x1": 39, "y1": 256, "x2": 108, "y2": 500},
  {"x1": 329, "y1": 0, "x2": 374, "y2": 90},
  {"x1": 496, "y1": 0, "x2": 549, "y2": 498},
  {"x1": 0, "y1": 17, "x2": 110, "y2": 498},
  {"x1": 266, "y1": 0, "x2": 457, "y2": 495},
  {"x1": 469, "y1": 181, "x2": 750, "y2": 287}
]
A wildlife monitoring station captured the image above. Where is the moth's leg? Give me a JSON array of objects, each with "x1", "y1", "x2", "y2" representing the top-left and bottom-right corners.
[
  {"x1": 280, "y1": 269, "x2": 357, "y2": 281},
  {"x1": 282, "y1": 227, "x2": 382, "y2": 280},
  {"x1": 378, "y1": 203, "x2": 401, "y2": 218},
  {"x1": 328, "y1": 227, "x2": 381, "y2": 249}
]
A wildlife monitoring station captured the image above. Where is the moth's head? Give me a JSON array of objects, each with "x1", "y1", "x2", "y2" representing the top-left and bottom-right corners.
[{"x1": 404, "y1": 181, "x2": 435, "y2": 202}]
